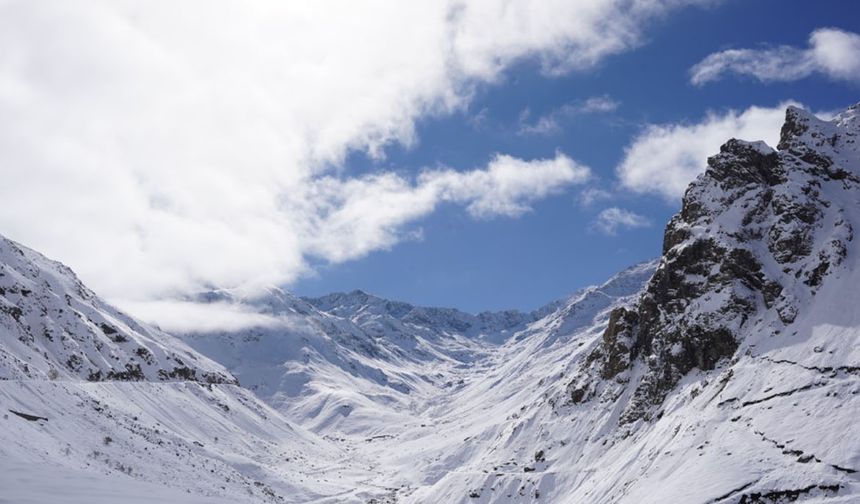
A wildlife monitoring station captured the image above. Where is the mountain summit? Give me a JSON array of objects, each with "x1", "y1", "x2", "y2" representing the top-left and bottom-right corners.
[{"x1": 570, "y1": 103, "x2": 860, "y2": 425}]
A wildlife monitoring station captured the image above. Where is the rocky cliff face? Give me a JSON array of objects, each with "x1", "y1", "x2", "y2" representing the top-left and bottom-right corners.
[{"x1": 569, "y1": 103, "x2": 860, "y2": 424}]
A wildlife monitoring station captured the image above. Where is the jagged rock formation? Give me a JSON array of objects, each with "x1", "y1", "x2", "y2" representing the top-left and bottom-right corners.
[{"x1": 570, "y1": 104, "x2": 859, "y2": 425}]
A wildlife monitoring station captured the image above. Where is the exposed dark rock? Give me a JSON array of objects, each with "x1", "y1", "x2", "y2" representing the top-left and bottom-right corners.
[
  {"x1": 8, "y1": 409, "x2": 48, "y2": 422},
  {"x1": 598, "y1": 308, "x2": 638, "y2": 379},
  {"x1": 737, "y1": 484, "x2": 840, "y2": 503},
  {"x1": 105, "y1": 363, "x2": 145, "y2": 381},
  {"x1": 99, "y1": 323, "x2": 118, "y2": 335}
]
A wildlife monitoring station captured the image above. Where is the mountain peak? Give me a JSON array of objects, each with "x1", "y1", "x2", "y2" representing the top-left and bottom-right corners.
[
  {"x1": 778, "y1": 103, "x2": 860, "y2": 164},
  {"x1": 569, "y1": 102, "x2": 860, "y2": 425}
]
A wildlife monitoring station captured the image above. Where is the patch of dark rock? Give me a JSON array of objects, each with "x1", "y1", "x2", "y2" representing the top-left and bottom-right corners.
[
  {"x1": 710, "y1": 481, "x2": 756, "y2": 503},
  {"x1": 134, "y1": 347, "x2": 154, "y2": 364},
  {"x1": 99, "y1": 323, "x2": 117, "y2": 335},
  {"x1": 599, "y1": 307, "x2": 638, "y2": 379},
  {"x1": 9, "y1": 409, "x2": 48, "y2": 422},
  {"x1": 737, "y1": 484, "x2": 840, "y2": 503},
  {"x1": 1, "y1": 305, "x2": 24, "y2": 322},
  {"x1": 741, "y1": 383, "x2": 816, "y2": 407},
  {"x1": 832, "y1": 464, "x2": 857, "y2": 474},
  {"x1": 105, "y1": 363, "x2": 145, "y2": 381},
  {"x1": 66, "y1": 354, "x2": 83, "y2": 372},
  {"x1": 159, "y1": 366, "x2": 197, "y2": 381}
]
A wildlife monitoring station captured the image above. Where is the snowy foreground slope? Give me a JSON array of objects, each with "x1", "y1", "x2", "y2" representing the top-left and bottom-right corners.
[{"x1": 1, "y1": 103, "x2": 859, "y2": 503}]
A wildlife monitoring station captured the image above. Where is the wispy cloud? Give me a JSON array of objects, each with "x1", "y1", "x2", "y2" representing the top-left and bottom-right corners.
[
  {"x1": 691, "y1": 28, "x2": 860, "y2": 85},
  {"x1": 118, "y1": 300, "x2": 286, "y2": 333},
  {"x1": 577, "y1": 96, "x2": 622, "y2": 113},
  {"x1": 578, "y1": 187, "x2": 612, "y2": 207},
  {"x1": 593, "y1": 207, "x2": 651, "y2": 236},
  {"x1": 518, "y1": 95, "x2": 621, "y2": 135},
  {"x1": 616, "y1": 102, "x2": 798, "y2": 200}
]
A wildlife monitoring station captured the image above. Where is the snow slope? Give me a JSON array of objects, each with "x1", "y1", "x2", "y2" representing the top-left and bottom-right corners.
[{"x1": 0, "y1": 460, "x2": 233, "y2": 504}]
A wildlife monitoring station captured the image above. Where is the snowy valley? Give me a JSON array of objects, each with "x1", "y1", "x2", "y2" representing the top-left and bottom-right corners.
[{"x1": 2, "y1": 103, "x2": 860, "y2": 503}]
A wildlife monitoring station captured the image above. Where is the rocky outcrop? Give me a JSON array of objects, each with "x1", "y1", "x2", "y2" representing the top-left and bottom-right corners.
[{"x1": 569, "y1": 103, "x2": 860, "y2": 423}]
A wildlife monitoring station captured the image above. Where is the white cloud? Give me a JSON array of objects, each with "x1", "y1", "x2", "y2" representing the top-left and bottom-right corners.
[
  {"x1": 578, "y1": 96, "x2": 622, "y2": 113},
  {"x1": 519, "y1": 110, "x2": 563, "y2": 136},
  {"x1": 578, "y1": 187, "x2": 613, "y2": 207},
  {"x1": 0, "y1": 1, "x2": 713, "y2": 324},
  {"x1": 519, "y1": 95, "x2": 620, "y2": 135},
  {"x1": 425, "y1": 153, "x2": 591, "y2": 219},
  {"x1": 295, "y1": 153, "x2": 590, "y2": 263},
  {"x1": 593, "y1": 207, "x2": 651, "y2": 235},
  {"x1": 691, "y1": 28, "x2": 860, "y2": 85},
  {"x1": 616, "y1": 102, "x2": 798, "y2": 200},
  {"x1": 119, "y1": 300, "x2": 285, "y2": 333}
]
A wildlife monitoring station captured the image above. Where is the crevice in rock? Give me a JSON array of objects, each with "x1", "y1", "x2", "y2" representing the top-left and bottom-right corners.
[
  {"x1": 757, "y1": 354, "x2": 860, "y2": 377},
  {"x1": 736, "y1": 484, "x2": 841, "y2": 503},
  {"x1": 741, "y1": 383, "x2": 819, "y2": 407},
  {"x1": 753, "y1": 428, "x2": 857, "y2": 475},
  {"x1": 709, "y1": 481, "x2": 757, "y2": 503}
]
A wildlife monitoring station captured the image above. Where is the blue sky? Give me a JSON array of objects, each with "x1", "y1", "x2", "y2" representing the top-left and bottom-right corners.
[
  {"x1": 293, "y1": 0, "x2": 860, "y2": 312},
  {"x1": 2, "y1": 1, "x2": 860, "y2": 329}
]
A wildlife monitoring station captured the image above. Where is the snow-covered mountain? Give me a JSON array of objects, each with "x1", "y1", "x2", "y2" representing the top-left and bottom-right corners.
[
  {"x1": 2, "y1": 102, "x2": 859, "y2": 503},
  {"x1": 0, "y1": 235, "x2": 387, "y2": 503}
]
